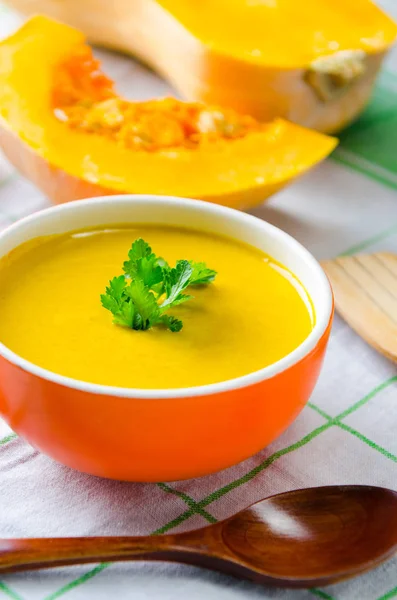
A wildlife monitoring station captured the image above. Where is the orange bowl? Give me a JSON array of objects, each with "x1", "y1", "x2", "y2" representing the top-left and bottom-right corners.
[{"x1": 0, "y1": 196, "x2": 333, "y2": 481}]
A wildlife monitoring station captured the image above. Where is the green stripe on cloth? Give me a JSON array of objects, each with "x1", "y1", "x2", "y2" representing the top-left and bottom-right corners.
[
  {"x1": 0, "y1": 433, "x2": 17, "y2": 446},
  {"x1": 306, "y1": 403, "x2": 332, "y2": 421},
  {"x1": 152, "y1": 507, "x2": 197, "y2": 535},
  {"x1": 309, "y1": 376, "x2": 397, "y2": 462},
  {"x1": 378, "y1": 586, "x2": 397, "y2": 600},
  {"x1": 309, "y1": 589, "x2": 335, "y2": 600},
  {"x1": 197, "y1": 422, "x2": 332, "y2": 508},
  {"x1": 336, "y1": 376, "x2": 397, "y2": 421},
  {"x1": 196, "y1": 375, "x2": 397, "y2": 508},
  {"x1": 157, "y1": 482, "x2": 217, "y2": 523},
  {"x1": 332, "y1": 151, "x2": 397, "y2": 191},
  {"x1": 332, "y1": 69, "x2": 397, "y2": 189},
  {"x1": 340, "y1": 222, "x2": 397, "y2": 256},
  {"x1": 44, "y1": 564, "x2": 110, "y2": 600},
  {"x1": 308, "y1": 375, "x2": 397, "y2": 424},
  {"x1": 0, "y1": 582, "x2": 24, "y2": 600},
  {"x1": 337, "y1": 422, "x2": 397, "y2": 462}
]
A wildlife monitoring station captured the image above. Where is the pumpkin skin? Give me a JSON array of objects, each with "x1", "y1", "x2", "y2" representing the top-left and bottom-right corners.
[
  {"x1": 4, "y1": 0, "x2": 397, "y2": 133},
  {"x1": 0, "y1": 17, "x2": 337, "y2": 209}
]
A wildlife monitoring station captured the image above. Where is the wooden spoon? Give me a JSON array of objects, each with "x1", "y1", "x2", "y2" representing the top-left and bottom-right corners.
[
  {"x1": 322, "y1": 252, "x2": 397, "y2": 362},
  {"x1": 1, "y1": 486, "x2": 397, "y2": 587}
]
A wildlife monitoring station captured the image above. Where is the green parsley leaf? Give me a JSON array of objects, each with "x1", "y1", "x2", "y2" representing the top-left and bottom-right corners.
[
  {"x1": 160, "y1": 315, "x2": 183, "y2": 332},
  {"x1": 101, "y1": 239, "x2": 216, "y2": 333},
  {"x1": 188, "y1": 261, "x2": 217, "y2": 285},
  {"x1": 114, "y1": 300, "x2": 135, "y2": 329},
  {"x1": 161, "y1": 260, "x2": 193, "y2": 309},
  {"x1": 127, "y1": 238, "x2": 152, "y2": 261},
  {"x1": 125, "y1": 278, "x2": 160, "y2": 330},
  {"x1": 100, "y1": 276, "x2": 134, "y2": 328},
  {"x1": 104, "y1": 275, "x2": 127, "y2": 306},
  {"x1": 123, "y1": 238, "x2": 163, "y2": 289}
]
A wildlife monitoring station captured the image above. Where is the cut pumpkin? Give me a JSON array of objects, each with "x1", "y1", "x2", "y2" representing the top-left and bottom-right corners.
[
  {"x1": 0, "y1": 17, "x2": 337, "y2": 209},
  {"x1": 4, "y1": 0, "x2": 397, "y2": 132}
]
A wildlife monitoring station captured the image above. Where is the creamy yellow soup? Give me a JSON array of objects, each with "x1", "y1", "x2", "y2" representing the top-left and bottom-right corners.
[{"x1": 0, "y1": 226, "x2": 314, "y2": 389}]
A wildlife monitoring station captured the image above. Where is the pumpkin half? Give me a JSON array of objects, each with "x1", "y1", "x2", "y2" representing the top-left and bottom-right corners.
[
  {"x1": 4, "y1": 0, "x2": 397, "y2": 133},
  {"x1": 0, "y1": 17, "x2": 337, "y2": 209}
]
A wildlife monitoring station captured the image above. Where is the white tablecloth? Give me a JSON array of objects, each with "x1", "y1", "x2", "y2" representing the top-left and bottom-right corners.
[{"x1": 1, "y1": 3, "x2": 397, "y2": 599}]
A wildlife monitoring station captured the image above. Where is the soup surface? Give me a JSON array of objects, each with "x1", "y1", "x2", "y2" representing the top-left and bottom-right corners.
[{"x1": 0, "y1": 226, "x2": 314, "y2": 389}]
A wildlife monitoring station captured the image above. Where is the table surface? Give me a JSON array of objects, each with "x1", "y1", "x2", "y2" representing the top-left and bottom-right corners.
[{"x1": 1, "y1": 3, "x2": 397, "y2": 599}]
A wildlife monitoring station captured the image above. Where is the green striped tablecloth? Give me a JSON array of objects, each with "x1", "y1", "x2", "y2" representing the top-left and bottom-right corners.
[{"x1": 1, "y1": 3, "x2": 397, "y2": 599}]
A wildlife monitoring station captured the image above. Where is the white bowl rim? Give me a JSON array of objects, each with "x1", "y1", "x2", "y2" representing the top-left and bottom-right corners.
[{"x1": 0, "y1": 195, "x2": 333, "y2": 399}]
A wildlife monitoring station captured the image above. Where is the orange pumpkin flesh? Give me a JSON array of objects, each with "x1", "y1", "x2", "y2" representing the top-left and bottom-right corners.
[
  {"x1": 53, "y1": 46, "x2": 264, "y2": 152},
  {"x1": 0, "y1": 17, "x2": 337, "y2": 209}
]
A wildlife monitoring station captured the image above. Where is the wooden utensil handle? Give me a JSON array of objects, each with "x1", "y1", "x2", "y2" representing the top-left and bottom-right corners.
[{"x1": 0, "y1": 536, "x2": 196, "y2": 573}]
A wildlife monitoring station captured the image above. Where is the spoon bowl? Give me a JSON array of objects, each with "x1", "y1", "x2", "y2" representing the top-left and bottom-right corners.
[
  {"x1": 221, "y1": 485, "x2": 397, "y2": 585},
  {"x1": 1, "y1": 485, "x2": 397, "y2": 587}
]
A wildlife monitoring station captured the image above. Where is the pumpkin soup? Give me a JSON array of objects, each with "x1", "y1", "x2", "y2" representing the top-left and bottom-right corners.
[{"x1": 0, "y1": 226, "x2": 313, "y2": 389}]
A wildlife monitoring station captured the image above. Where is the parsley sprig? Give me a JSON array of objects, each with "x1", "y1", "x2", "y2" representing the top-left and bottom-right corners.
[{"x1": 101, "y1": 238, "x2": 216, "y2": 332}]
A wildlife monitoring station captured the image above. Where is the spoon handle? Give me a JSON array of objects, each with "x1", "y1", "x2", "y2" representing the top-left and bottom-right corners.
[{"x1": 0, "y1": 535, "x2": 202, "y2": 573}]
